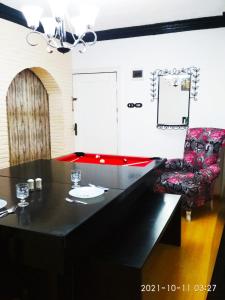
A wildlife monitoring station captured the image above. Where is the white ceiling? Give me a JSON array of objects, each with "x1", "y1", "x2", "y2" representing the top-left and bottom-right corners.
[{"x1": 1, "y1": 0, "x2": 225, "y2": 31}]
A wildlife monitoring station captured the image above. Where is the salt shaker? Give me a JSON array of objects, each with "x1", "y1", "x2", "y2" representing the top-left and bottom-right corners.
[
  {"x1": 35, "y1": 178, "x2": 42, "y2": 190},
  {"x1": 27, "y1": 179, "x2": 34, "y2": 191}
]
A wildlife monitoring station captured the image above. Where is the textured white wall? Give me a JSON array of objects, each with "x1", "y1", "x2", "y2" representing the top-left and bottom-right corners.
[
  {"x1": 72, "y1": 27, "x2": 225, "y2": 159},
  {"x1": 0, "y1": 19, "x2": 74, "y2": 168}
]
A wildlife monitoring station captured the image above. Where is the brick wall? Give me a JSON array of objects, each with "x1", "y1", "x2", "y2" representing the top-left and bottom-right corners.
[{"x1": 0, "y1": 19, "x2": 74, "y2": 168}]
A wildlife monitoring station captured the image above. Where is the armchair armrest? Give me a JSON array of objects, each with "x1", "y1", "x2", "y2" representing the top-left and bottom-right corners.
[
  {"x1": 195, "y1": 164, "x2": 221, "y2": 183},
  {"x1": 165, "y1": 158, "x2": 185, "y2": 170}
]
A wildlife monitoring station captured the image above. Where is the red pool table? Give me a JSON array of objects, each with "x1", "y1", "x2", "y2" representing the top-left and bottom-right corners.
[{"x1": 56, "y1": 152, "x2": 156, "y2": 167}]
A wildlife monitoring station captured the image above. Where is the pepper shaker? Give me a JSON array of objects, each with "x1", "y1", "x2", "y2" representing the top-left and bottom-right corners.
[
  {"x1": 35, "y1": 178, "x2": 42, "y2": 190},
  {"x1": 27, "y1": 179, "x2": 34, "y2": 191}
]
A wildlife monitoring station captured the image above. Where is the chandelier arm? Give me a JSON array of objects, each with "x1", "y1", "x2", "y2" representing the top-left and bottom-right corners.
[
  {"x1": 26, "y1": 31, "x2": 44, "y2": 46},
  {"x1": 78, "y1": 39, "x2": 87, "y2": 53},
  {"x1": 69, "y1": 33, "x2": 78, "y2": 46},
  {"x1": 85, "y1": 30, "x2": 97, "y2": 46},
  {"x1": 69, "y1": 30, "x2": 97, "y2": 48},
  {"x1": 47, "y1": 38, "x2": 61, "y2": 49},
  {"x1": 65, "y1": 16, "x2": 78, "y2": 46},
  {"x1": 69, "y1": 33, "x2": 85, "y2": 48},
  {"x1": 26, "y1": 31, "x2": 58, "y2": 50}
]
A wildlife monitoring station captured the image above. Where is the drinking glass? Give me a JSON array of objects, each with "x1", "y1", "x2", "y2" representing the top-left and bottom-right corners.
[
  {"x1": 16, "y1": 183, "x2": 29, "y2": 207},
  {"x1": 71, "y1": 169, "x2": 81, "y2": 188}
]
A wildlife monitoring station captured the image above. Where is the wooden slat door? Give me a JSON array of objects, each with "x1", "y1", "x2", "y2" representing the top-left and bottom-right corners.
[{"x1": 6, "y1": 69, "x2": 51, "y2": 166}]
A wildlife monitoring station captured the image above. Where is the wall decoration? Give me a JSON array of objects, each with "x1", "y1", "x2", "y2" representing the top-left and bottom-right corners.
[{"x1": 150, "y1": 67, "x2": 200, "y2": 129}]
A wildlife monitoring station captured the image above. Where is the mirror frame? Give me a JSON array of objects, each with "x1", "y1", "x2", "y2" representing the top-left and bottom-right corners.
[{"x1": 150, "y1": 67, "x2": 200, "y2": 129}]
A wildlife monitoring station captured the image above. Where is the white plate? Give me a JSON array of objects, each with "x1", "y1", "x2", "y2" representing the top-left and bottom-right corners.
[
  {"x1": 0, "y1": 199, "x2": 7, "y2": 210},
  {"x1": 69, "y1": 186, "x2": 104, "y2": 199}
]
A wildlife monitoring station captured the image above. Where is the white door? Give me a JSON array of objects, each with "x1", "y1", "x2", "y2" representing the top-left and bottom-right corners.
[{"x1": 73, "y1": 72, "x2": 118, "y2": 154}]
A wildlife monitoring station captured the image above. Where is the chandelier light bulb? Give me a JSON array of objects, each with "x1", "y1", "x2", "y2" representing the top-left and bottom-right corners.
[
  {"x1": 48, "y1": 0, "x2": 71, "y2": 18},
  {"x1": 21, "y1": 6, "x2": 43, "y2": 29},
  {"x1": 71, "y1": 16, "x2": 87, "y2": 36},
  {"x1": 40, "y1": 17, "x2": 57, "y2": 37}
]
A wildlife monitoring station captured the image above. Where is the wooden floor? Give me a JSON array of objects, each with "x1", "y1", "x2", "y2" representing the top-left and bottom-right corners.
[{"x1": 142, "y1": 197, "x2": 225, "y2": 300}]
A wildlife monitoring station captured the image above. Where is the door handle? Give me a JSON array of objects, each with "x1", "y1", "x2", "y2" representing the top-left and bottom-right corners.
[
  {"x1": 182, "y1": 117, "x2": 189, "y2": 125},
  {"x1": 74, "y1": 123, "x2": 78, "y2": 135},
  {"x1": 72, "y1": 97, "x2": 77, "y2": 111}
]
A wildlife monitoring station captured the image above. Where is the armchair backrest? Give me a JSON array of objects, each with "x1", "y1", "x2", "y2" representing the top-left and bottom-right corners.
[{"x1": 183, "y1": 128, "x2": 225, "y2": 170}]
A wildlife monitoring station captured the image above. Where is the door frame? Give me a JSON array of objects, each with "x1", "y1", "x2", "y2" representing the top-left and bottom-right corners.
[{"x1": 72, "y1": 68, "x2": 120, "y2": 154}]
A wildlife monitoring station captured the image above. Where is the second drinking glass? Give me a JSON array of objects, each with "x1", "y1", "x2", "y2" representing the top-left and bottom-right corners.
[{"x1": 71, "y1": 170, "x2": 81, "y2": 188}]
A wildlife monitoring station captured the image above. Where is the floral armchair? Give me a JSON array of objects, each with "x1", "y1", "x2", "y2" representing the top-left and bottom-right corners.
[{"x1": 154, "y1": 128, "x2": 225, "y2": 221}]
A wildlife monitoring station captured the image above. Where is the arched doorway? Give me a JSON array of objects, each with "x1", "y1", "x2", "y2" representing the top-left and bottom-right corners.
[{"x1": 6, "y1": 69, "x2": 51, "y2": 166}]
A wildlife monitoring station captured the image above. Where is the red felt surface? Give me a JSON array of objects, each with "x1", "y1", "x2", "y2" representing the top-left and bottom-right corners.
[{"x1": 56, "y1": 153, "x2": 153, "y2": 167}]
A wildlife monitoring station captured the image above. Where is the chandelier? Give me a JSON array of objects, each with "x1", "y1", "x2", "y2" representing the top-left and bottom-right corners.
[{"x1": 21, "y1": 0, "x2": 99, "y2": 54}]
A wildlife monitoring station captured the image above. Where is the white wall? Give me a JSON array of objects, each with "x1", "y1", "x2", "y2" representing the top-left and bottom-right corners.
[
  {"x1": 72, "y1": 28, "x2": 225, "y2": 159},
  {"x1": 0, "y1": 19, "x2": 74, "y2": 168}
]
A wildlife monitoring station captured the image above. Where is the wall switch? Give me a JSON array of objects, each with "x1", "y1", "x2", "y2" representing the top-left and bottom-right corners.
[
  {"x1": 132, "y1": 70, "x2": 143, "y2": 78},
  {"x1": 127, "y1": 103, "x2": 143, "y2": 108}
]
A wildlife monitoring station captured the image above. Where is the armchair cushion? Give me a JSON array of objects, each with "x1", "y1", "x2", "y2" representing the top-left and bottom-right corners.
[
  {"x1": 195, "y1": 164, "x2": 221, "y2": 184},
  {"x1": 154, "y1": 170, "x2": 198, "y2": 196},
  {"x1": 156, "y1": 164, "x2": 220, "y2": 194}
]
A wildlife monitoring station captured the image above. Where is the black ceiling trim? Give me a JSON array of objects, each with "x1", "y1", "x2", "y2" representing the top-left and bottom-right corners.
[
  {"x1": 96, "y1": 15, "x2": 225, "y2": 41},
  {"x1": 0, "y1": 3, "x2": 26, "y2": 27},
  {"x1": 1, "y1": 3, "x2": 225, "y2": 43}
]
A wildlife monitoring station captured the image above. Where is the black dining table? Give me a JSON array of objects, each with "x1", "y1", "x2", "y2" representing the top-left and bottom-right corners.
[{"x1": 0, "y1": 158, "x2": 180, "y2": 300}]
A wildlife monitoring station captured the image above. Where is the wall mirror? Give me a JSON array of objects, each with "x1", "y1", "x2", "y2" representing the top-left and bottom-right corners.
[{"x1": 150, "y1": 67, "x2": 200, "y2": 129}]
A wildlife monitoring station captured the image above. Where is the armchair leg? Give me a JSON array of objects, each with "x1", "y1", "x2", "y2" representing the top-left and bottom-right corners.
[
  {"x1": 186, "y1": 210, "x2": 192, "y2": 222},
  {"x1": 210, "y1": 200, "x2": 214, "y2": 211}
]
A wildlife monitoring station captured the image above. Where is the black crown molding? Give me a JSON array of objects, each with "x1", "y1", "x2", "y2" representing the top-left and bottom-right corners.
[
  {"x1": 0, "y1": 3, "x2": 26, "y2": 27},
  {"x1": 96, "y1": 15, "x2": 225, "y2": 41},
  {"x1": 1, "y1": 3, "x2": 225, "y2": 43}
]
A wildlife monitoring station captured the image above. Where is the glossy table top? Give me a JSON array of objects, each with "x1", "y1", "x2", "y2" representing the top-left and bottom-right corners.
[
  {"x1": 0, "y1": 176, "x2": 122, "y2": 237},
  {"x1": 0, "y1": 159, "x2": 164, "y2": 238},
  {"x1": 0, "y1": 158, "x2": 162, "y2": 189}
]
